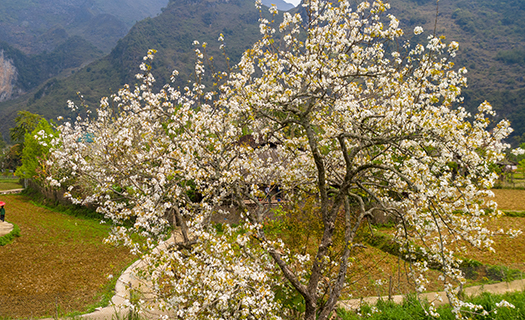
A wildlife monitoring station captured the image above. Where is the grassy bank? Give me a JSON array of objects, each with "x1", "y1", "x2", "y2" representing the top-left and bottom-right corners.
[
  {"x1": 338, "y1": 290, "x2": 525, "y2": 319},
  {"x1": 0, "y1": 194, "x2": 135, "y2": 318}
]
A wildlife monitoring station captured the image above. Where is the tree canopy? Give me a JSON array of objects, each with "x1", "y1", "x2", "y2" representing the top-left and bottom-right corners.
[
  {"x1": 15, "y1": 118, "x2": 57, "y2": 181},
  {"x1": 9, "y1": 111, "x2": 43, "y2": 144}
]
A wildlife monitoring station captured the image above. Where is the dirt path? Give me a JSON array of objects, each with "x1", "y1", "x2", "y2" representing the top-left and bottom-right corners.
[
  {"x1": 338, "y1": 279, "x2": 525, "y2": 311},
  {"x1": 0, "y1": 188, "x2": 24, "y2": 195}
]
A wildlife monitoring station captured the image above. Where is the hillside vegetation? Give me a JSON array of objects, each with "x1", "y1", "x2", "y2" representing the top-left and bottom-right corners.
[
  {"x1": 0, "y1": 37, "x2": 103, "y2": 95},
  {"x1": 0, "y1": 0, "x2": 273, "y2": 139},
  {"x1": 0, "y1": 0, "x2": 169, "y2": 54},
  {"x1": 390, "y1": 0, "x2": 525, "y2": 142},
  {"x1": 1, "y1": 0, "x2": 525, "y2": 142}
]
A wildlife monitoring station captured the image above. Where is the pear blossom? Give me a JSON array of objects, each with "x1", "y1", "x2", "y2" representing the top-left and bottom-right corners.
[{"x1": 45, "y1": 0, "x2": 515, "y2": 319}]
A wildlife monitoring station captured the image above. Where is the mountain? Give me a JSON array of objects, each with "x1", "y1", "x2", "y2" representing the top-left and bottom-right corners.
[
  {"x1": 1, "y1": 0, "x2": 525, "y2": 144},
  {"x1": 0, "y1": 0, "x2": 169, "y2": 54},
  {"x1": 0, "y1": 0, "x2": 169, "y2": 135},
  {"x1": 0, "y1": 37, "x2": 103, "y2": 102},
  {"x1": 0, "y1": 0, "x2": 274, "y2": 140}
]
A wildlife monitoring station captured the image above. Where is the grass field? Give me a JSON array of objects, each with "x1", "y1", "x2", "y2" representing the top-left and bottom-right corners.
[
  {"x1": 0, "y1": 178, "x2": 22, "y2": 191},
  {"x1": 0, "y1": 194, "x2": 135, "y2": 319}
]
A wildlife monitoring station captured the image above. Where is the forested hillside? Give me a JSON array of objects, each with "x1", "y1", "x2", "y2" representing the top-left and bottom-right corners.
[
  {"x1": 389, "y1": 0, "x2": 525, "y2": 143},
  {"x1": 0, "y1": 38, "x2": 103, "y2": 101},
  {"x1": 0, "y1": 0, "x2": 272, "y2": 139},
  {"x1": 1, "y1": 0, "x2": 525, "y2": 143},
  {"x1": 0, "y1": 0, "x2": 168, "y2": 54}
]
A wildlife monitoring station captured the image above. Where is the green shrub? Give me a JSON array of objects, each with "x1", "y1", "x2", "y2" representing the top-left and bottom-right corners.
[{"x1": 337, "y1": 290, "x2": 525, "y2": 319}]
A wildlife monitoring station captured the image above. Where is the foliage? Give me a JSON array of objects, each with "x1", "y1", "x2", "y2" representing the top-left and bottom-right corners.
[
  {"x1": 496, "y1": 48, "x2": 525, "y2": 65},
  {"x1": 2, "y1": 143, "x2": 23, "y2": 171},
  {"x1": 0, "y1": 132, "x2": 6, "y2": 151},
  {"x1": 337, "y1": 290, "x2": 525, "y2": 319},
  {"x1": 15, "y1": 118, "x2": 58, "y2": 181},
  {"x1": 45, "y1": 0, "x2": 520, "y2": 319},
  {"x1": 3, "y1": 110, "x2": 44, "y2": 172},
  {"x1": 9, "y1": 110, "x2": 43, "y2": 143}
]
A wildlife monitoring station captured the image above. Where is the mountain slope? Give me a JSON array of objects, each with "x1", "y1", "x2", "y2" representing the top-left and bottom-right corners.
[
  {"x1": 0, "y1": 37, "x2": 103, "y2": 101},
  {"x1": 389, "y1": 0, "x2": 525, "y2": 142},
  {"x1": 0, "y1": 0, "x2": 169, "y2": 54},
  {"x1": 1, "y1": 0, "x2": 525, "y2": 143},
  {"x1": 0, "y1": 0, "x2": 272, "y2": 139}
]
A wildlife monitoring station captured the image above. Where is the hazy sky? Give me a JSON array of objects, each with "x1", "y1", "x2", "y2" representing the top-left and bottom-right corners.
[{"x1": 284, "y1": 0, "x2": 300, "y2": 6}]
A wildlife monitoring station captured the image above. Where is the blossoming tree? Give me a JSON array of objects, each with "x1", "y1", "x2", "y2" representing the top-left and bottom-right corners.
[{"x1": 47, "y1": 0, "x2": 517, "y2": 319}]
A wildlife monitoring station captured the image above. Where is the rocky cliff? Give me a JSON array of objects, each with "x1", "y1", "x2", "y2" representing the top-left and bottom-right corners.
[{"x1": 0, "y1": 51, "x2": 18, "y2": 103}]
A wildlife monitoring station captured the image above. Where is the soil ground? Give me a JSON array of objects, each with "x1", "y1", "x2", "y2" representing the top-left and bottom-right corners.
[
  {"x1": 491, "y1": 188, "x2": 525, "y2": 211},
  {"x1": 0, "y1": 194, "x2": 135, "y2": 319}
]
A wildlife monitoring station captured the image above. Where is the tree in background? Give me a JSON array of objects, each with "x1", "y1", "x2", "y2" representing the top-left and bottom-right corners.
[
  {"x1": 0, "y1": 133, "x2": 6, "y2": 172},
  {"x1": 15, "y1": 118, "x2": 57, "y2": 182},
  {"x1": 9, "y1": 111, "x2": 43, "y2": 144},
  {"x1": 0, "y1": 133, "x2": 6, "y2": 151},
  {"x1": 2, "y1": 144, "x2": 23, "y2": 172},
  {"x1": 2, "y1": 111, "x2": 44, "y2": 172},
  {"x1": 46, "y1": 0, "x2": 519, "y2": 319}
]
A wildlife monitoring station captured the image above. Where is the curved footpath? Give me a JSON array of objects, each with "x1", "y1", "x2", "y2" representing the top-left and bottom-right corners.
[{"x1": 338, "y1": 279, "x2": 525, "y2": 311}]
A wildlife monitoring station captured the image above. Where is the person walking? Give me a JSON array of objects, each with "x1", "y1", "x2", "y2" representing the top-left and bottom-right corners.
[{"x1": 0, "y1": 201, "x2": 5, "y2": 222}]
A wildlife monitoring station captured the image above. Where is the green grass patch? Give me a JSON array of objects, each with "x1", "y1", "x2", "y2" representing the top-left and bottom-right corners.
[
  {"x1": 338, "y1": 290, "x2": 525, "y2": 319},
  {"x1": 503, "y1": 210, "x2": 525, "y2": 217},
  {"x1": 0, "y1": 179, "x2": 22, "y2": 191},
  {"x1": 22, "y1": 186, "x2": 105, "y2": 221}
]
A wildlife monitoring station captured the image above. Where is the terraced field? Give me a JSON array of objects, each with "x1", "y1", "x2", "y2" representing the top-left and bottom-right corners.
[{"x1": 0, "y1": 194, "x2": 135, "y2": 319}]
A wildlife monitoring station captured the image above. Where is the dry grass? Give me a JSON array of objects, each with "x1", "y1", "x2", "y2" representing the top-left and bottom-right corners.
[
  {"x1": 491, "y1": 189, "x2": 525, "y2": 211},
  {"x1": 341, "y1": 189, "x2": 525, "y2": 298},
  {"x1": 0, "y1": 194, "x2": 135, "y2": 319},
  {"x1": 461, "y1": 216, "x2": 525, "y2": 273},
  {"x1": 342, "y1": 244, "x2": 445, "y2": 299}
]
